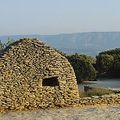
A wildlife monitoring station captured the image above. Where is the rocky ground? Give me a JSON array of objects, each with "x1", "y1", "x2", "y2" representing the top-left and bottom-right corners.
[{"x1": 0, "y1": 105, "x2": 120, "y2": 120}]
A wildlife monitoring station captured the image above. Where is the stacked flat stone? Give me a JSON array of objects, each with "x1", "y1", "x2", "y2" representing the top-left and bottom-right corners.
[
  {"x1": 0, "y1": 38, "x2": 79, "y2": 111},
  {"x1": 79, "y1": 94, "x2": 120, "y2": 106}
]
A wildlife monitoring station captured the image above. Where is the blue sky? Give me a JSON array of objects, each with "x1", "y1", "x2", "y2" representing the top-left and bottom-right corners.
[{"x1": 0, "y1": 0, "x2": 120, "y2": 35}]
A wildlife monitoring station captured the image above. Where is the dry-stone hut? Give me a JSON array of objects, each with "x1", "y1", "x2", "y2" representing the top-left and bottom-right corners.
[{"x1": 0, "y1": 38, "x2": 79, "y2": 111}]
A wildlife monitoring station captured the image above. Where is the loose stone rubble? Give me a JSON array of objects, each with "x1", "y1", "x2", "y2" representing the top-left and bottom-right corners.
[{"x1": 0, "y1": 38, "x2": 79, "y2": 112}]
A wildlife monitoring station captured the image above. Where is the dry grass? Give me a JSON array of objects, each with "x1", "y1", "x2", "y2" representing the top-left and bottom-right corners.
[{"x1": 79, "y1": 88, "x2": 113, "y2": 98}]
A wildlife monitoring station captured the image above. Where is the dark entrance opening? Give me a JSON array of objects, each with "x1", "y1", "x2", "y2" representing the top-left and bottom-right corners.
[{"x1": 42, "y1": 76, "x2": 59, "y2": 86}]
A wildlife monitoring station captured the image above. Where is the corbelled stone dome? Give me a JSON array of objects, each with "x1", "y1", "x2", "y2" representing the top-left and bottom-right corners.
[{"x1": 0, "y1": 38, "x2": 79, "y2": 111}]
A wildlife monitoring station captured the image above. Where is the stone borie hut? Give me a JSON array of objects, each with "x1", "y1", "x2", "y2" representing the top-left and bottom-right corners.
[{"x1": 0, "y1": 38, "x2": 79, "y2": 111}]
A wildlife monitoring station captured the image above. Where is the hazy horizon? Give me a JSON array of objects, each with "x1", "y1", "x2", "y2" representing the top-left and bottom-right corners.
[
  {"x1": 1, "y1": 0, "x2": 120, "y2": 35},
  {"x1": 1, "y1": 32, "x2": 120, "y2": 56},
  {"x1": 2, "y1": 31, "x2": 120, "y2": 37}
]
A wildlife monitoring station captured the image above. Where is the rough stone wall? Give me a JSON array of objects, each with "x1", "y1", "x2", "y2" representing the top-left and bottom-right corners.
[
  {"x1": 0, "y1": 38, "x2": 79, "y2": 111},
  {"x1": 79, "y1": 94, "x2": 120, "y2": 106}
]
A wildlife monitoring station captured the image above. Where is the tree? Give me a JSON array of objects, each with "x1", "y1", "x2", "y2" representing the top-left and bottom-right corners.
[
  {"x1": 0, "y1": 40, "x2": 4, "y2": 50},
  {"x1": 0, "y1": 38, "x2": 14, "y2": 52},
  {"x1": 96, "y1": 48, "x2": 120, "y2": 78},
  {"x1": 96, "y1": 54, "x2": 114, "y2": 73},
  {"x1": 4, "y1": 37, "x2": 14, "y2": 47},
  {"x1": 67, "y1": 54, "x2": 96, "y2": 83}
]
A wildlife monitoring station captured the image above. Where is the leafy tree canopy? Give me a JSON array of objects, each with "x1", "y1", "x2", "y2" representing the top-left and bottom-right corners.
[
  {"x1": 67, "y1": 53, "x2": 96, "y2": 83},
  {"x1": 96, "y1": 48, "x2": 120, "y2": 77}
]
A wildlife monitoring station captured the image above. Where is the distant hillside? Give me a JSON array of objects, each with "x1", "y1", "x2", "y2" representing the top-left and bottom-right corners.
[{"x1": 0, "y1": 32, "x2": 120, "y2": 56}]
